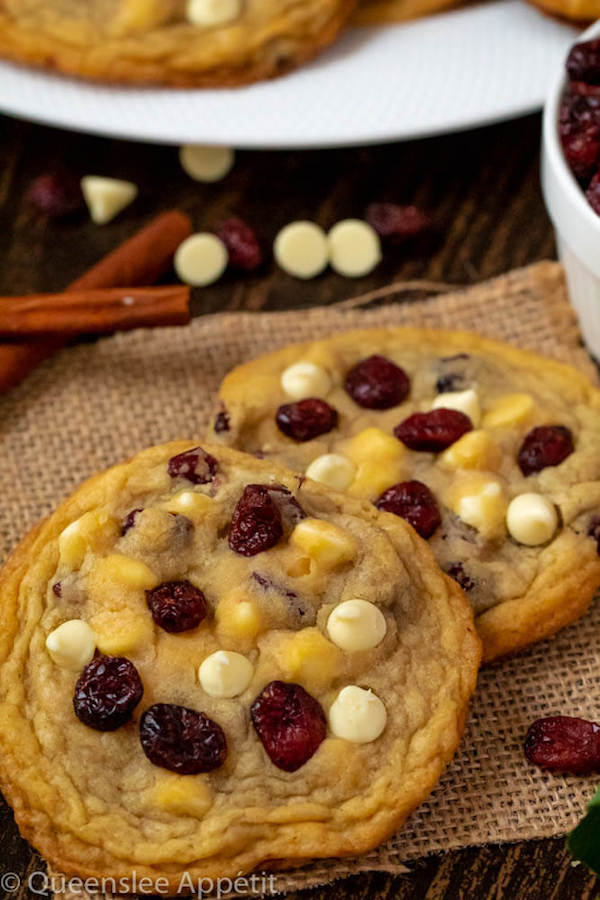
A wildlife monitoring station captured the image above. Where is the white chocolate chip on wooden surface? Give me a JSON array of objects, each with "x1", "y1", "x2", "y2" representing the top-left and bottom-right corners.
[
  {"x1": 174, "y1": 233, "x2": 228, "y2": 286},
  {"x1": 46, "y1": 620, "x2": 96, "y2": 671},
  {"x1": 506, "y1": 493, "x2": 558, "y2": 546},
  {"x1": 274, "y1": 221, "x2": 328, "y2": 279},
  {"x1": 199, "y1": 650, "x2": 253, "y2": 698},
  {"x1": 305, "y1": 454, "x2": 356, "y2": 492},
  {"x1": 328, "y1": 685, "x2": 387, "y2": 743},
  {"x1": 327, "y1": 219, "x2": 381, "y2": 277},
  {"x1": 81, "y1": 176, "x2": 138, "y2": 225},
  {"x1": 432, "y1": 388, "x2": 480, "y2": 426},
  {"x1": 327, "y1": 599, "x2": 386, "y2": 652},
  {"x1": 179, "y1": 144, "x2": 235, "y2": 182},
  {"x1": 281, "y1": 361, "x2": 332, "y2": 400}
]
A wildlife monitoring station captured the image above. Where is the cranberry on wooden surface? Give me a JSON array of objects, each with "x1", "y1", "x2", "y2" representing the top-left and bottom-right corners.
[
  {"x1": 251, "y1": 680, "x2": 327, "y2": 772},
  {"x1": 344, "y1": 355, "x2": 410, "y2": 410},
  {"x1": 394, "y1": 408, "x2": 472, "y2": 452},
  {"x1": 26, "y1": 173, "x2": 84, "y2": 219},
  {"x1": 73, "y1": 655, "x2": 143, "y2": 731},
  {"x1": 167, "y1": 446, "x2": 218, "y2": 484},
  {"x1": 525, "y1": 716, "x2": 600, "y2": 774},
  {"x1": 276, "y1": 398, "x2": 338, "y2": 442},
  {"x1": 140, "y1": 703, "x2": 227, "y2": 774},
  {"x1": 376, "y1": 480, "x2": 441, "y2": 539},
  {"x1": 365, "y1": 202, "x2": 431, "y2": 243},
  {"x1": 229, "y1": 484, "x2": 283, "y2": 556},
  {"x1": 146, "y1": 580, "x2": 207, "y2": 633},
  {"x1": 517, "y1": 425, "x2": 574, "y2": 476},
  {"x1": 217, "y1": 216, "x2": 263, "y2": 271}
]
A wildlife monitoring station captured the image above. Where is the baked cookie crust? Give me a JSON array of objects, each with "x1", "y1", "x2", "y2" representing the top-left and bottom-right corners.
[
  {"x1": 0, "y1": 0, "x2": 357, "y2": 87},
  {"x1": 210, "y1": 328, "x2": 600, "y2": 662},
  {"x1": 0, "y1": 442, "x2": 479, "y2": 885}
]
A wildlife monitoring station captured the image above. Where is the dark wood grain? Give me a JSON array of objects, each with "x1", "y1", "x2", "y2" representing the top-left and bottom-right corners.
[{"x1": 0, "y1": 110, "x2": 598, "y2": 900}]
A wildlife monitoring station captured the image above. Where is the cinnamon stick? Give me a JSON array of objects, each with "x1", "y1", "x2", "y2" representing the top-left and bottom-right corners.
[
  {"x1": 0, "y1": 286, "x2": 190, "y2": 339},
  {"x1": 0, "y1": 210, "x2": 193, "y2": 392}
]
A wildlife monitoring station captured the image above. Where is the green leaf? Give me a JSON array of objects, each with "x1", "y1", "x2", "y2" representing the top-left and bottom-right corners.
[{"x1": 567, "y1": 785, "x2": 600, "y2": 875}]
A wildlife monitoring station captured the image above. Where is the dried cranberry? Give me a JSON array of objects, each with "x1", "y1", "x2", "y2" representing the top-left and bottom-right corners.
[
  {"x1": 444, "y1": 562, "x2": 475, "y2": 592},
  {"x1": 567, "y1": 39, "x2": 600, "y2": 86},
  {"x1": 376, "y1": 481, "x2": 441, "y2": 539},
  {"x1": 229, "y1": 484, "x2": 283, "y2": 556},
  {"x1": 121, "y1": 507, "x2": 143, "y2": 535},
  {"x1": 517, "y1": 425, "x2": 574, "y2": 475},
  {"x1": 275, "y1": 399, "x2": 338, "y2": 442},
  {"x1": 52, "y1": 581, "x2": 62, "y2": 598},
  {"x1": 587, "y1": 516, "x2": 600, "y2": 554},
  {"x1": 26, "y1": 173, "x2": 84, "y2": 219},
  {"x1": 216, "y1": 216, "x2": 262, "y2": 271},
  {"x1": 251, "y1": 681, "x2": 326, "y2": 772},
  {"x1": 394, "y1": 408, "x2": 472, "y2": 452},
  {"x1": 146, "y1": 580, "x2": 207, "y2": 633},
  {"x1": 435, "y1": 373, "x2": 465, "y2": 393},
  {"x1": 167, "y1": 447, "x2": 218, "y2": 485},
  {"x1": 586, "y1": 170, "x2": 600, "y2": 215},
  {"x1": 214, "y1": 408, "x2": 230, "y2": 434},
  {"x1": 73, "y1": 655, "x2": 143, "y2": 731},
  {"x1": 524, "y1": 716, "x2": 600, "y2": 774},
  {"x1": 140, "y1": 703, "x2": 227, "y2": 774},
  {"x1": 345, "y1": 355, "x2": 410, "y2": 410},
  {"x1": 266, "y1": 483, "x2": 306, "y2": 528},
  {"x1": 365, "y1": 202, "x2": 431, "y2": 243},
  {"x1": 561, "y1": 126, "x2": 600, "y2": 181},
  {"x1": 560, "y1": 92, "x2": 600, "y2": 132},
  {"x1": 252, "y1": 571, "x2": 314, "y2": 625}
]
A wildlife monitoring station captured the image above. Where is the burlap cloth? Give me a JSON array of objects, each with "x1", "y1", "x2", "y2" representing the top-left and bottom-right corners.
[{"x1": 2, "y1": 260, "x2": 600, "y2": 895}]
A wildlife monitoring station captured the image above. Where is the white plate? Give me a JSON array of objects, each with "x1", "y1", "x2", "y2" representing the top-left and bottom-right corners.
[{"x1": 0, "y1": 0, "x2": 579, "y2": 148}]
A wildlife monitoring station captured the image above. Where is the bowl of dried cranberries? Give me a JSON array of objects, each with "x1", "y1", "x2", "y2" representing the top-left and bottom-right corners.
[{"x1": 542, "y1": 20, "x2": 600, "y2": 360}]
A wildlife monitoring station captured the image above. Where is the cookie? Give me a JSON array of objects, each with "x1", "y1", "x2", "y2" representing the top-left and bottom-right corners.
[
  {"x1": 524, "y1": 0, "x2": 600, "y2": 20},
  {"x1": 0, "y1": 441, "x2": 479, "y2": 885},
  {"x1": 0, "y1": 0, "x2": 357, "y2": 87},
  {"x1": 210, "y1": 328, "x2": 600, "y2": 662},
  {"x1": 353, "y1": 0, "x2": 459, "y2": 25}
]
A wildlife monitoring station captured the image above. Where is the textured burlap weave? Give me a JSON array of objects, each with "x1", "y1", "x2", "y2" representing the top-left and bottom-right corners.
[{"x1": 2, "y1": 261, "x2": 599, "y2": 895}]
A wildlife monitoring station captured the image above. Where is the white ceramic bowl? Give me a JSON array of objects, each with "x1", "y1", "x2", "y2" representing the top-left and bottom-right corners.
[{"x1": 542, "y1": 19, "x2": 600, "y2": 358}]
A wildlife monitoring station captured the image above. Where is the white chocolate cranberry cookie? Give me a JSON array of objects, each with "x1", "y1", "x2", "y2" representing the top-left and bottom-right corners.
[
  {"x1": 0, "y1": 0, "x2": 356, "y2": 87},
  {"x1": 210, "y1": 328, "x2": 600, "y2": 662},
  {"x1": 0, "y1": 442, "x2": 479, "y2": 884}
]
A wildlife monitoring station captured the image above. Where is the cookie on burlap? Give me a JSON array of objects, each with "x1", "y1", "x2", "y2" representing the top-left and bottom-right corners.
[
  {"x1": 0, "y1": 0, "x2": 356, "y2": 87},
  {"x1": 210, "y1": 327, "x2": 600, "y2": 662},
  {"x1": 0, "y1": 441, "x2": 479, "y2": 885}
]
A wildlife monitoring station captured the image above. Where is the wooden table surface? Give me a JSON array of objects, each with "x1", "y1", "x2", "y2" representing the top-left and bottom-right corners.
[{"x1": 0, "y1": 110, "x2": 599, "y2": 900}]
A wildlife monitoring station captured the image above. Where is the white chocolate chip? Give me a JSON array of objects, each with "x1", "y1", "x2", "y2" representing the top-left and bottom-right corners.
[
  {"x1": 281, "y1": 361, "x2": 332, "y2": 400},
  {"x1": 328, "y1": 685, "x2": 387, "y2": 743},
  {"x1": 179, "y1": 144, "x2": 235, "y2": 182},
  {"x1": 174, "y1": 233, "x2": 228, "y2": 286},
  {"x1": 198, "y1": 650, "x2": 253, "y2": 698},
  {"x1": 274, "y1": 221, "x2": 328, "y2": 279},
  {"x1": 185, "y1": 0, "x2": 241, "y2": 27},
  {"x1": 432, "y1": 388, "x2": 480, "y2": 426},
  {"x1": 327, "y1": 599, "x2": 386, "y2": 652},
  {"x1": 46, "y1": 620, "x2": 96, "y2": 671},
  {"x1": 327, "y1": 219, "x2": 382, "y2": 278},
  {"x1": 506, "y1": 493, "x2": 558, "y2": 546},
  {"x1": 305, "y1": 454, "x2": 356, "y2": 492},
  {"x1": 81, "y1": 176, "x2": 138, "y2": 226}
]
